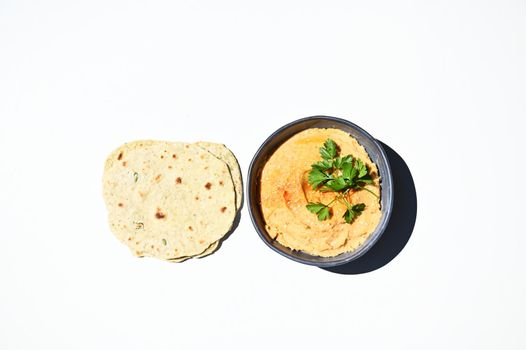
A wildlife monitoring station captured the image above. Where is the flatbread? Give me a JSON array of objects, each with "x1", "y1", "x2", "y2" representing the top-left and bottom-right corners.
[
  {"x1": 103, "y1": 140, "x2": 236, "y2": 260},
  {"x1": 168, "y1": 241, "x2": 219, "y2": 263},
  {"x1": 196, "y1": 142, "x2": 243, "y2": 209},
  {"x1": 179, "y1": 142, "x2": 242, "y2": 260}
]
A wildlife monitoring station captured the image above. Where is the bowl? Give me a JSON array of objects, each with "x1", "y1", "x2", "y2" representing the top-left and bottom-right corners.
[{"x1": 247, "y1": 116, "x2": 394, "y2": 267}]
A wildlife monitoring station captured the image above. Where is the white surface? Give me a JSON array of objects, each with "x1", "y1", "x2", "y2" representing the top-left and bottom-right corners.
[{"x1": 1, "y1": 1, "x2": 525, "y2": 349}]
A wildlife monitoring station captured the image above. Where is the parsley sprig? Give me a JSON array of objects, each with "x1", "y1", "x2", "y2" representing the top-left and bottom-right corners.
[{"x1": 306, "y1": 138, "x2": 377, "y2": 224}]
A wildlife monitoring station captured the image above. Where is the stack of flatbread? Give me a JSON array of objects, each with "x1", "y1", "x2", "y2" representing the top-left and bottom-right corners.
[{"x1": 102, "y1": 140, "x2": 242, "y2": 262}]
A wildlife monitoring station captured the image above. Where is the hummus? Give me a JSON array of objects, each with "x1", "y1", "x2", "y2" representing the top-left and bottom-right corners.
[{"x1": 260, "y1": 128, "x2": 381, "y2": 257}]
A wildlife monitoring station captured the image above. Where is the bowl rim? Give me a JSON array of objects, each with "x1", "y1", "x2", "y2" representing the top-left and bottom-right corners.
[{"x1": 247, "y1": 115, "x2": 394, "y2": 267}]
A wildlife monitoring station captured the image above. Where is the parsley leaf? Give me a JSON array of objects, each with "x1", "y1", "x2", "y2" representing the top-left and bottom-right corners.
[
  {"x1": 341, "y1": 162, "x2": 356, "y2": 181},
  {"x1": 333, "y1": 157, "x2": 343, "y2": 169},
  {"x1": 343, "y1": 203, "x2": 366, "y2": 224},
  {"x1": 306, "y1": 202, "x2": 327, "y2": 214},
  {"x1": 340, "y1": 155, "x2": 353, "y2": 164},
  {"x1": 306, "y1": 202, "x2": 332, "y2": 221},
  {"x1": 317, "y1": 206, "x2": 331, "y2": 221},
  {"x1": 355, "y1": 159, "x2": 368, "y2": 178},
  {"x1": 333, "y1": 155, "x2": 353, "y2": 170},
  {"x1": 319, "y1": 138, "x2": 338, "y2": 160},
  {"x1": 311, "y1": 159, "x2": 333, "y2": 172},
  {"x1": 324, "y1": 177, "x2": 348, "y2": 191},
  {"x1": 308, "y1": 169, "x2": 332, "y2": 189}
]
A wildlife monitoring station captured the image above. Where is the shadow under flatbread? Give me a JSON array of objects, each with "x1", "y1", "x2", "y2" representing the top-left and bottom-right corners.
[{"x1": 321, "y1": 141, "x2": 417, "y2": 274}]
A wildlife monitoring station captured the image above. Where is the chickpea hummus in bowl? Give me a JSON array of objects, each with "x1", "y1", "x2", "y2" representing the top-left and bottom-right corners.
[{"x1": 247, "y1": 116, "x2": 393, "y2": 267}]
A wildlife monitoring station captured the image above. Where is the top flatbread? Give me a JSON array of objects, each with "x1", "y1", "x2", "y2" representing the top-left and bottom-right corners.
[
  {"x1": 103, "y1": 140, "x2": 236, "y2": 260},
  {"x1": 167, "y1": 142, "x2": 242, "y2": 262},
  {"x1": 196, "y1": 142, "x2": 243, "y2": 210}
]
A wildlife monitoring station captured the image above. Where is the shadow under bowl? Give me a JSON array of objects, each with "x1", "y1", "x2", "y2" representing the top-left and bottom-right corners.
[{"x1": 247, "y1": 116, "x2": 394, "y2": 267}]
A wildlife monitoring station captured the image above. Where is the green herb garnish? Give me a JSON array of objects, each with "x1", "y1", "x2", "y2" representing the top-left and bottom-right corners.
[
  {"x1": 306, "y1": 138, "x2": 377, "y2": 223},
  {"x1": 319, "y1": 138, "x2": 338, "y2": 160},
  {"x1": 133, "y1": 172, "x2": 139, "y2": 183},
  {"x1": 342, "y1": 201, "x2": 366, "y2": 224},
  {"x1": 306, "y1": 202, "x2": 331, "y2": 221}
]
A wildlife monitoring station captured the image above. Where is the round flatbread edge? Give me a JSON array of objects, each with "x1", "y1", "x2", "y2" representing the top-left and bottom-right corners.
[{"x1": 195, "y1": 142, "x2": 243, "y2": 211}]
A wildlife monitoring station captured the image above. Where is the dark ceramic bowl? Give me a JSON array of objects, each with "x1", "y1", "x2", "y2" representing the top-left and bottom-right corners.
[{"x1": 247, "y1": 116, "x2": 393, "y2": 267}]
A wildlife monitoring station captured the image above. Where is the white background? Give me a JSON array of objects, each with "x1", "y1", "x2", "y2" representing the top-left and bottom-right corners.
[{"x1": 1, "y1": 0, "x2": 525, "y2": 349}]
